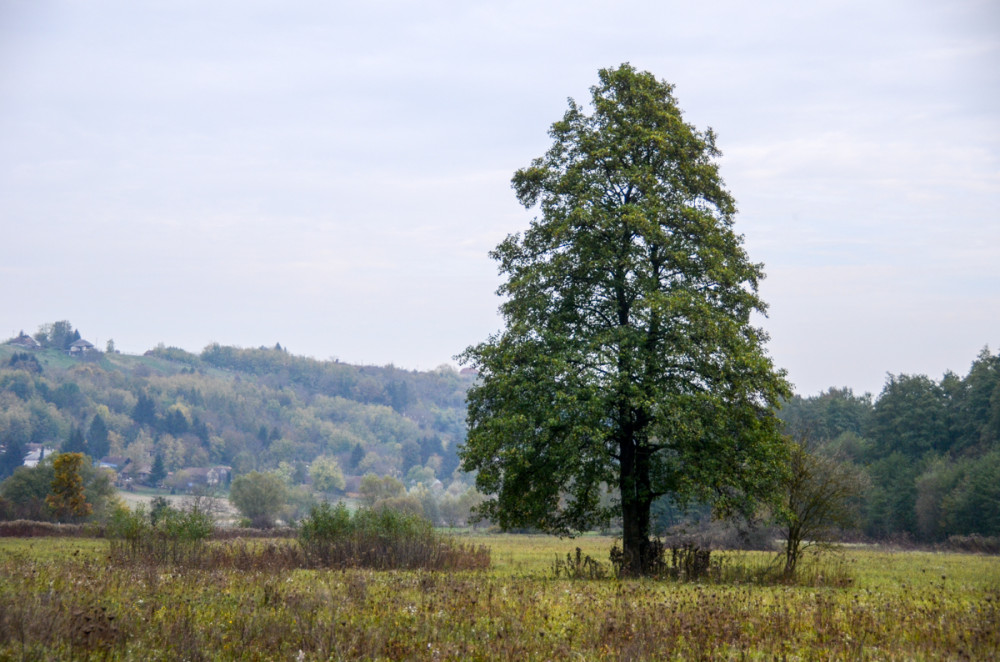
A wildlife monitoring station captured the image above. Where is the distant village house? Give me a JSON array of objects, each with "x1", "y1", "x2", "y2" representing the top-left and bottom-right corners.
[
  {"x1": 69, "y1": 339, "x2": 96, "y2": 355},
  {"x1": 7, "y1": 331, "x2": 40, "y2": 349}
]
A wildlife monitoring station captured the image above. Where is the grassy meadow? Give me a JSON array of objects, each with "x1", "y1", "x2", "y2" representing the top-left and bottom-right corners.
[{"x1": 0, "y1": 534, "x2": 997, "y2": 660}]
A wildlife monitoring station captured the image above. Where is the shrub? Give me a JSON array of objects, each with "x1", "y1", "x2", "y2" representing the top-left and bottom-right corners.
[
  {"x1": 299, "y1": 501, "x2": 352, "y2": 542},
  {"x1": 104, "y1": 501, "x2": 489, "y2": 572},
  {"x1": 297, "y1": 503, "x2": 489, "y2": 570},
  {"x1": 107, "y1": 502, "x2": 213, "y2": 565}
]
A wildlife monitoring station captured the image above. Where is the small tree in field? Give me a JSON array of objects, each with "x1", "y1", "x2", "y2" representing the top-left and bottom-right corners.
[
  {"x1": 309, "y1": 455, "x2": 346, "y2": 494},
  {"x1": 358, "y1": 473, "x2": 405, "y2": 507},
  {"x1": 229, "y1": 471, "x2": 288, "y2": 528},
  {"x1": 779, "y1": 437, "x2": 868, "y2": 576},
  {"x1": 47, "y1": 453, "x2": 92, "y2": 521},
  {"x1": 460, "y1": 64, "x2": 789, "y2": 575}
]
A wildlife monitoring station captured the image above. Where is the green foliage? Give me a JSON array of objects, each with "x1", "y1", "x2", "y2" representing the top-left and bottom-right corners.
[
  {"x1": 86, "y1": 413, "x2": 110, "y2": 459},
  {"x1": 283, "y1": 483, "x2": 319, "y2": 522},
  {"x1": 779, "y1": 388, "x2": 873, "y2": 448},
  {"x1": 373, "y1": 493, "x2": 424, "y2": 518},
  {"x1": 869, "y1": 374, "x2": 949, "y2": 458},
  {"x1": 864, "y1": 452, "x2": 921, "y2": 538},
  {"x1": 359, "y1": 473, "x2": 405, "y2": 507},
  {"x1": 131, "y1": 391, "x2": 157, "y2": 427},
  {"x1": 461, "y1": 64, "x2": 789, "y2": 574},
  {"x1": 347, "y1": 503, "x2": 434, "y2": 541},
  {"x1": 439, "y1": 485, "x2": 485, "y2": 528},
  {"x1": 779, "y1": 346, "x2": 1000, "y2": 542},
  {"x1": 107, "y1": 501, "x2": 214, "y2": 565},
  {"x1": 3, "y1": 325, "x2": 996, "y2": 543},
  {"x1": 34, "y1": 320, "x2": 78, "y2": 350},
  {"x1": 400, "y1": 439, "x2": 421, "y2": 473},
  {"x1": 0, "y1": 369, "x2": 35, "y2": 400},
  {"x1": 60, "y1": 426, "x2": 87, "y2": 454},
  {"x1": 156, "y1": 504, "x2": 213, "y2": 542},
  {"x1": 348, "y1": 442, "x2": 365, "y2": 470},
  {"x1": 308, "y1": 455, "x2": 345, "y2": 493},
  {"x1": 229, "y1": 471, "x2": 288, "y2": 527},
  {"x1": 0, "y1": 462, "x2": 53, "y2": 520},
  {"x1": 779, "y1": 438, "x2": 868, "y2": 575},
  {"x1": 0, "y1": 438, "x2": 26, "y2": 481},
  {"x1": 107, "y1": 504, "x2": 148, "y2": 542},
  {"x1": 298, "y1": 501, "x2": 352, "y2": 543},
  {"x1": 148, "y1": 452, "x2": 167, "y2": 487},
  {"x1": 0, "y1": 340, "x2": 470, "y2": 505},
  {"x1": 145, "y1": 344, "x2": 201, "y2": 365},
  {"x1": 942, "y1": 347, "x2": 1000, "y2": 454},
  {"x1": 940, "y1": 450, "x2": 1000, "y2": 536},
  {"x1": 6, "y1": 351, "x2": 42, "y2": 374}
]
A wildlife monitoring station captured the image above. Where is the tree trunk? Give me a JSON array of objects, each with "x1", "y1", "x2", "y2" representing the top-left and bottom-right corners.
[
  {"x1": 619, "y1": 434, "x2": 656, "y2": 576},
  {"x1": 620, "y1": 500, "x2": 655, "y2": 576},
  {"x1": 784, "y1": 523, "x2": 801, "y2": 576}
]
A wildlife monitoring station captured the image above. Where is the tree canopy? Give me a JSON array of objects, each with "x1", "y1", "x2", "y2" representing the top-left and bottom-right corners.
[
  {"x1": 46, "y1": 453, "x2": 93, "y2": 522},
  {"x1": 460, "y1": 64, "x2": 789, "y2": 574},
  {"x1": 229, "y1": 471, "x2": 288, "y2": 528},
  {"x1": 309, "y1": 455, "x2": 346, "y2": 494}
]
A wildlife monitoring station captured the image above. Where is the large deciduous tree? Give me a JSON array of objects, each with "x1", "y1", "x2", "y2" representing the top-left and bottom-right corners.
[{"x1": 460, "y1": 64, "x2": 790, "y2": 574}]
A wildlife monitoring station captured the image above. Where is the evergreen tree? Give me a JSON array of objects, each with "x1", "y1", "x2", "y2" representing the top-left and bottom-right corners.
[
  {"x1": 132, "y1": 392, "x2": 157, "y2": 427},
  {"x1": 0, "y1": 437, "x2": 27, "y2": 480},
  {"x1": 149, "y1": 452, "x2": 167, "y2": 487},
  {"x1": 87, "y1": 414, "x2": 110, "y2": 460},
  {"x1": 61, "y1": 426, "x2": 88, "y2": 455}
]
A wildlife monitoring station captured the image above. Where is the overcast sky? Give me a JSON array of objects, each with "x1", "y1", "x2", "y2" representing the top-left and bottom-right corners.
[{"x1": 1, "y1": 0, "x2": 998, "y2": 397}]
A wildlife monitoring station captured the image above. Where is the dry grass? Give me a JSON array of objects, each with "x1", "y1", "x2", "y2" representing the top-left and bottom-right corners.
[{"x1": 0, "y1": 535, "x2": 997, "y2": 660}]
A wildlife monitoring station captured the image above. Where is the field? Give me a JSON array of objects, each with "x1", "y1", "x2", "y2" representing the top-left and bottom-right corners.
[{"x1": 1, "y1": 534, "x2": 997, "y2": 660}]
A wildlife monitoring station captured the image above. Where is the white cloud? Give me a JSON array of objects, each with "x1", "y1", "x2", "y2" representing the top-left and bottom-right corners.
[{"x1": 1, "y1": 0, "x2": 998, "y2": 390}]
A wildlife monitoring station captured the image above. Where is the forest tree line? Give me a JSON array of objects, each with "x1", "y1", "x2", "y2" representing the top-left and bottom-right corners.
[
  {"x1": 778, "y1": 347, "x2": 1000, "y2": 542},
  {"x1": 1, "y1": 322, "x2": 999, "y2": 540}
]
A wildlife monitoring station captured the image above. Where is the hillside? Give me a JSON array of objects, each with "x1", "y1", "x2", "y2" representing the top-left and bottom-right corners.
[{"x1": 0, "y1": 339, "x2": 475, "y2": 496}]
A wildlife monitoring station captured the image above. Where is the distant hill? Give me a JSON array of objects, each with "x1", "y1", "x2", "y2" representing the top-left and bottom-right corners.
[{"x1": 0, "y1": 339, "x2": 475, "y2": 492}]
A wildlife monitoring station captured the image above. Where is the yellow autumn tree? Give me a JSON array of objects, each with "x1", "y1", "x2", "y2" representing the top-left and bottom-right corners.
[{"x1": 46, "y1": 453, "x2": 92, "y2": 521}]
